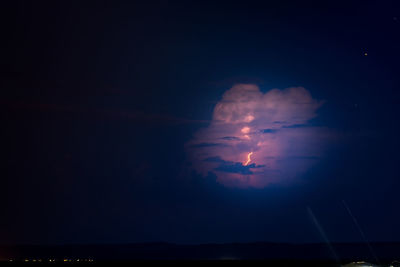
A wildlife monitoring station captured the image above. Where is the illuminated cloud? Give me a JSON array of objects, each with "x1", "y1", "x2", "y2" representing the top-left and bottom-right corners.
[{"x1": 187, "y1": 84, "x2": 326, "y2": 188}]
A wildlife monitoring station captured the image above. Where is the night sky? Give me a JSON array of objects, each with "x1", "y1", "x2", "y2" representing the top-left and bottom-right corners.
[{"x1": 1, "y1": 0, "x2": 400, "y2": 245}]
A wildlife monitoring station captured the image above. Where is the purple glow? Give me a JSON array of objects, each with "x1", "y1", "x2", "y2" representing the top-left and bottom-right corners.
[{"x1": 187, "y1": 84, "x2": 328, "y2": 188}]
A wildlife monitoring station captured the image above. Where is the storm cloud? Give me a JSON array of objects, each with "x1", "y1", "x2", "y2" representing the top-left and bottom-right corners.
[{"x1": 187, "y1": 84, "x2": 326, "y2": 188}]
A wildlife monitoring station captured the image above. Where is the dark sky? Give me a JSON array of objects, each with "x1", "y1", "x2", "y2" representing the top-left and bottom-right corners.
[{"x1": 1, "y1": 0, "x2": 400, "y2": 245}]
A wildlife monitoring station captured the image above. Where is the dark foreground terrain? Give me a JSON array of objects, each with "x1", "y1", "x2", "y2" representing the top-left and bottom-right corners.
[{"x1": 0, "y1": 242, "x2": 399, "y2": 265}]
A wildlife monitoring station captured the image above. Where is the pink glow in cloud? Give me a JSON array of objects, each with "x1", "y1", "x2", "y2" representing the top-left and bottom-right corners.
[{"x1": 187, "y1": 84, "x2": 326, "y2": 188}]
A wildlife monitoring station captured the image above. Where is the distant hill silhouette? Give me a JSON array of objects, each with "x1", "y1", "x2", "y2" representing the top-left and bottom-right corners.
[{"x1": 1, "y1": 242, "x2": 399, "y2": 264}]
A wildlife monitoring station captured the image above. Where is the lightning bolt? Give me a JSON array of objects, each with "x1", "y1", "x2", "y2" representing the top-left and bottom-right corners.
[{"x1": 244, "y1": 152, "x2": 253, "y2": 166}]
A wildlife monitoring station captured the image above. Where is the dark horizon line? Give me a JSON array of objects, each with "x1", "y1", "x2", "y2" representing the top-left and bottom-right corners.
[{"x1": 2, "y1": 241, "x2": 400, "y2": 246}]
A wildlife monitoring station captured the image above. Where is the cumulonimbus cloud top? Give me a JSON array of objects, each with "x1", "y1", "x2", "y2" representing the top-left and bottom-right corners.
[{"x1": 187, "y1": 84, "x2": 326, "y2": 188}]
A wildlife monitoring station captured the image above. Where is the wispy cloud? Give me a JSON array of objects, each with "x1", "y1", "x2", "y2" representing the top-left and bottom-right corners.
[{"x1": 2, "y1": 100, "x2": 208, "y2": 125}]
